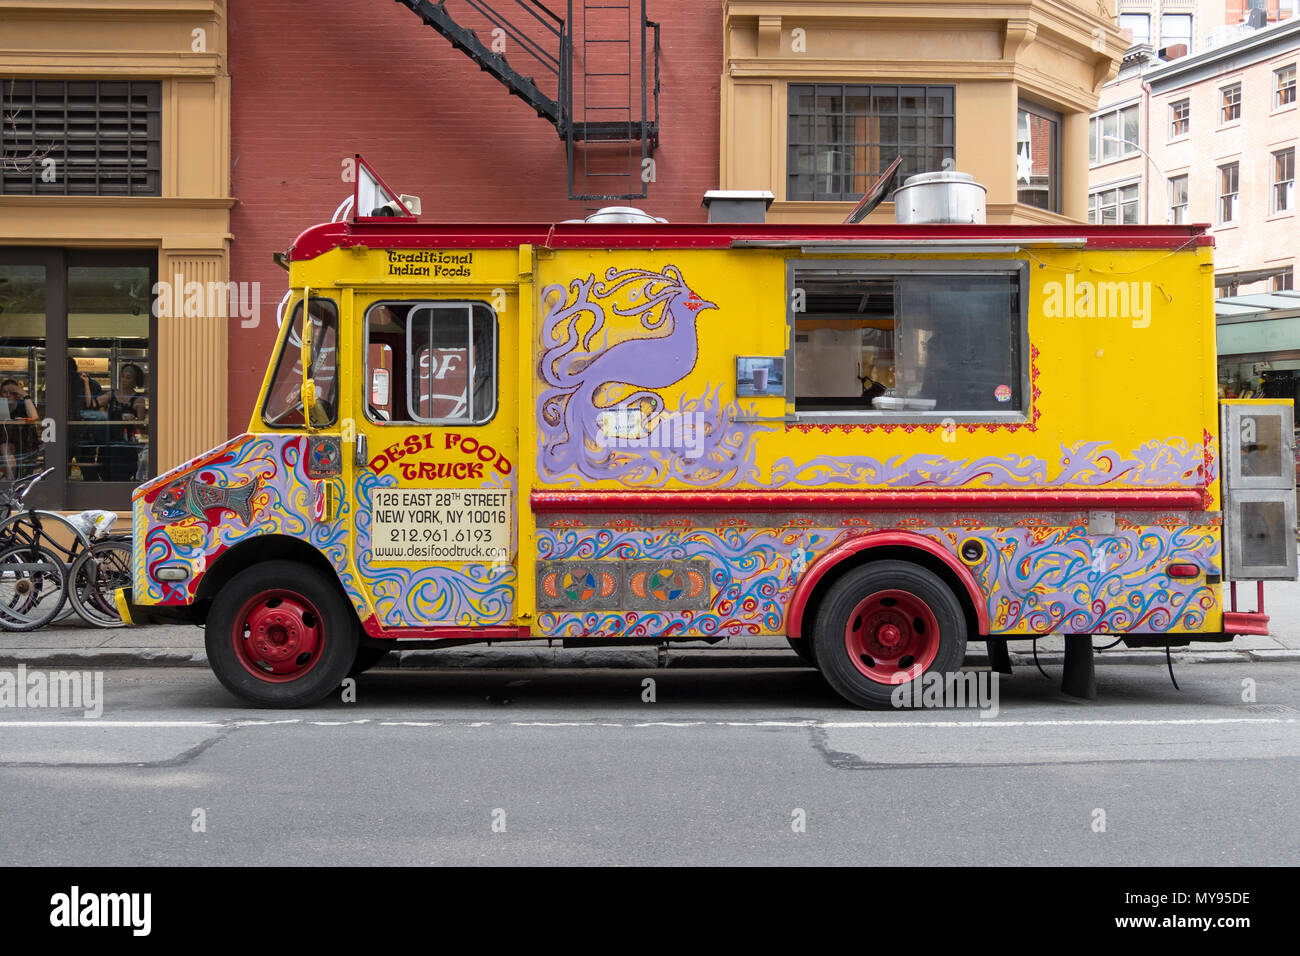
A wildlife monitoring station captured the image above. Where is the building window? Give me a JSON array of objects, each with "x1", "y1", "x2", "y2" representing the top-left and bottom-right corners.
[
  {"x1": 1219, "y1": 162, "x2": 1240, "y2": 223},
  {"x1": 1017, "y1": 102, "x2": 1061, "y2": 213},
  {"x1": 1120, "y1": 13, "x2": 1151, "y2": 45},
  {"x1": 1089, "y1": 182, "x2": 1141, "y2": 224},
  {"x1": 1221, "y1": 82, "x2": 1242, "y2": 123},
  {"x1": 1273, "y1": 267, "x2": 1295, "y2": 291},
  {"x1": 790, "y1": 264, "x2": 1026, "y2": 417},
  {"x1": 0, "y1": 250, "x2": 156, "y2": 510},
  {"x1": 786, "y1": 85, "x2": 955, "y2": 202},
  {"x1": 1273, "y1": 147, "x2": 1295, "y2": 213},
  {"x1": 1160, "y1": 14, "x2": 1192, "y2": 51},
  {"x1": 1169, "y1": 99, "x2": 1190, "y2": 137},
  {"x1": 1089, "y1": 103, "x2": 1139, "y2": 163},
  {"x1": 363, "y1": 302, "x2": 497, "y2": 425},
  {"x1": 1276, "y1": 65, "x2": 1296, "y2": 107},
  {"x1": 0, "y1": 79, "x2": 161, "y2": 196},
  {"x1": 1169, "y1": 175, "x2": 1190, "y2": 224}
]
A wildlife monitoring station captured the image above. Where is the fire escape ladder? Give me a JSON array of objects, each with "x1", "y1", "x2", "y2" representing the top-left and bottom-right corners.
[
  {"x1": 394, "y1": 0, "x2": 564, "y2": 125},
  {"x1": 565, "y1": 0, "x2": 659, "y2": 202},
  {"x1": 393, "y1": 0, "x2": 660, "y2": 202}
]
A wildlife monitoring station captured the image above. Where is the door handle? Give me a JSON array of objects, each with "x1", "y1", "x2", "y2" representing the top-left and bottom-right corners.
[{"x1": 355, "y1": 432, "x2": 367, "y2": 466}]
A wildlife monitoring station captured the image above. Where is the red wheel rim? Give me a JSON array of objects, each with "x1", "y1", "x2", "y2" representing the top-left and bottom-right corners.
[
  {"x1": 844, "y1": 589, "x2": 941, "y2": 684},
  {"x1": 231, "y1": 590, "x2": 326, "y2": 683}
]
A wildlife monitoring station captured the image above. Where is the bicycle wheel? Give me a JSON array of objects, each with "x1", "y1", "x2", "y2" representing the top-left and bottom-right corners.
[
  {"x1": 0, "y1": 543, "x2": 69, "y2": 631},
  {"x1": 68, "y1": 538, "x2": 132, "y2": 628}
]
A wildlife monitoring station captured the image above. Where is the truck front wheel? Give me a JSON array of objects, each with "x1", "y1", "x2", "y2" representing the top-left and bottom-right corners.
[
  {"x1": 206, "y1": 561, "x2": 358, "y2": 707},
  {"x1": 813, "y1": 560, "x2": 967, "y2": 709}
]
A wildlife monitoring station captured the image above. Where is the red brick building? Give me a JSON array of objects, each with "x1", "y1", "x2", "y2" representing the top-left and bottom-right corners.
[{"x1": 226, "y1": 0, "x2": 722, "y2": 430}]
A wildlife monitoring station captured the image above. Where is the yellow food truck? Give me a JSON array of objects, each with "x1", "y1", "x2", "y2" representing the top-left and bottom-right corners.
[{"x1": 120, "y1": 167, "x2": 1297, "y2": 708}]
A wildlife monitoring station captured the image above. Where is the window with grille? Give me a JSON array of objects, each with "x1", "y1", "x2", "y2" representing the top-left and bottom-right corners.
[
  {"x1": 1088, "y1": 182, "x2": 1140, "y2": 224},
  {"x1": 1273, "y1": 267, "x2": 1294, "y2": 291},
  {"x1": 1169, "y1": 99, "x2": 1190, "y2": 138},
  {"x1": 1220, "y1": 162, "x2": 1240, "y2": 223},
  {"x1": 1017, "y1": 102, "x2": 1061, "y2": 213},
  {"x1": 1160, "y1": 14, "x2": 1192, "y2": 51},
  {"x1": 1221, "y1": 83, "x2": 1242, "y2": 123},
  {"x1": 1119, "y1": 13, "x2": 1150, "y2": 45},
  {"x1": 1089, "y1": 103, "x2": 1139, "y2": 163},
  {"x1": 1169, "y1": 175, "x2": 1189, "y2": 224},
  {"x1": 787, "y1": 85, "x2": 955, "y2": 202},
  {"x1": 0, "y1": 79, "x2": 161, "y2": 195},
  {"x1": 1273, "y1": 147, "x2": 1294, "y2": 213},
  {"x1": 1276, "y1": 65, "x2": 1296, "y2": 108}
]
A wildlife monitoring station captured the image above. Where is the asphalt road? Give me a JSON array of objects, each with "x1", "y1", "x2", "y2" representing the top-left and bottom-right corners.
[{"x1": 0, "y1": 662, "x2": 1297, "y2": 866}]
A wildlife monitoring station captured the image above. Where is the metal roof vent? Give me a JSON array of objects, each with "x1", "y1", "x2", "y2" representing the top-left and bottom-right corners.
[
  {"x1": 893, "y1": 171, "x2": 987, "y2": 225},
  {"x1": 583, "y1": 206, "x2": 667, "y2": 224}
]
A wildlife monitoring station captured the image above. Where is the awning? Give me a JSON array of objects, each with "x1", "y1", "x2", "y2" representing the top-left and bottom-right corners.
[{"x1": 1215, "y1": 265, "x2": 1294, "y2": 287}]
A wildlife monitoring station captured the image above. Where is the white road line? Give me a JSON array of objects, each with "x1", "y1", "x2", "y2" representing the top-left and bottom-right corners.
[{"x1": 0, "y1": 716, "x2": 1293, "y2": 730}]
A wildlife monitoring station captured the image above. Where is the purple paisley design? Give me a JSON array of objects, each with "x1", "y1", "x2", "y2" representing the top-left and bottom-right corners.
[
  {"x1": 973, "y1": 525, "x2": 1220, "y2": 633},
  {"x1": 535, "y1": 525, "x2": 843, "y2": 637},
  {"x1": 771, "y1": 439, "x2": 1209, "y2": 489},
  {"x1": 536, "y1": 522, "x2": 1220, "y2": 638}
]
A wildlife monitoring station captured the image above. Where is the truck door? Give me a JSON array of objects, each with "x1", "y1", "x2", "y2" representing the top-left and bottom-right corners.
[{"x1": 350, "y1": 296, "x2": 519, "y2": 632}]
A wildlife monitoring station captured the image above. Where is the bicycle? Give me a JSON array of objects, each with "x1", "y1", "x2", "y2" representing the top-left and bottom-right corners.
[{"x1": 0, "y1": 467, "x2": 130, "y2": 630}]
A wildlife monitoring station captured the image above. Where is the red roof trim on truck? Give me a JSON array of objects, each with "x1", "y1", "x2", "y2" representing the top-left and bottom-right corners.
[{"x1": 289, "y1": 221, "x2": 1213, "y2": 261}]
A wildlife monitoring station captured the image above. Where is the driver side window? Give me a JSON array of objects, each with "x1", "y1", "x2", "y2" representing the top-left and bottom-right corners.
[{"x1": 262, "y1": 298, "x2": 339, "y2": 428}]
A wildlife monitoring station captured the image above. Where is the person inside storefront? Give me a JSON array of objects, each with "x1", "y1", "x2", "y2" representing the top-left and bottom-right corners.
[
  {"x1": 69, "y1": 356, "x2": 105, "y2": 481},
  {"x1": 96, "y1": 362, "x2": 147, "y2": 422},
  {"x1": 96, "y1": 362, "x2": 147, "y2": 482},
  {"x1": 1, "y1": 378, "x2": 38, "y2": 481}
]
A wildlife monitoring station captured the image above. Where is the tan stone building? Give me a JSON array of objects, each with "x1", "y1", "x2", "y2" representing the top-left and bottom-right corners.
[
  {"x1": 0, "y1": 0, "x2": 230, "y2": 509},
  {"x1": 719, "y1": 0, "x2": 1127, "y2": 224}
]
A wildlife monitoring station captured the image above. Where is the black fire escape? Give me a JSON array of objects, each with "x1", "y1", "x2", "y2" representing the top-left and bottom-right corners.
[{"x1": 394, "y1": 0, "x2": 660, "y2": 203}]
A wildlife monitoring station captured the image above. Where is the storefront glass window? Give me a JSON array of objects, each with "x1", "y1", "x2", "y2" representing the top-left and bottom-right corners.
[
  {"x1": 67, "y1": 265, "x2": 151, "y2": 484},
  {"x1": 0, "y1": 250, "x2": 154, "y2": 508},
  {"x1": 0, "y1": 264, "x2": 47, "y2": 482}
]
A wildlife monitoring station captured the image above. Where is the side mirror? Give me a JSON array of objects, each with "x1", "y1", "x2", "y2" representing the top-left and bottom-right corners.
[
  {"x1": 370, "y1": 367, "x2": 391, "y2": 407},
  {"x1": 299, "y1": 291, "x2": 316, "y2": 427}
]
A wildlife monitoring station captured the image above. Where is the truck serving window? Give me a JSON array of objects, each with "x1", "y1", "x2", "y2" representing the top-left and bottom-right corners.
[
  {"x1": 791, "y1": 264, "x2": 1025, "y2": 418},
  {"x1": 262, "y1": 298, "x2": 339, "y2": 428},
  {"x1": 364, "y1": 301, "x2": 496, "y2": 425}
]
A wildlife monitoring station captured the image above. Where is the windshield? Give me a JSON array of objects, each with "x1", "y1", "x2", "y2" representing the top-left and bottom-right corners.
[{"x1": 263, "y1": 298, "x2": 339, "y2": 428}]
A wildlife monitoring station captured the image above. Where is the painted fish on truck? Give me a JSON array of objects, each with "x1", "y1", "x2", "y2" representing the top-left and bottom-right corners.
[{"x1": 133, "y1": 433, "x2": 514, "y2": 628}]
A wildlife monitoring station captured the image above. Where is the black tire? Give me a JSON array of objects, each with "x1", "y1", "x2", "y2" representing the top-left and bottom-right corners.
[
  {"x1": 205, "y1": 561, "x2": 358, "y2": 707},
  {"x1": 786, "y1": 636, "x2": 818, "y2": 668},
  {"x1": 349, "y1": 644, "x2": 394, "y2": 676},
  {"x1": 812, "y1": 560, "x2": 968, "y2": 709},
  {"x1": 0, "y1": 543, "x2": 68, "y2": 632},
  {"x1": 67, "y1": 538, "x2": 132, "y2": 628}
]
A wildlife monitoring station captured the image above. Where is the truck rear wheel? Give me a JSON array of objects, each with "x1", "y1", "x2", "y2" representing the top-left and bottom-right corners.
[
  {"x1": 812, "y1": 560, "x2": 967, "y2": 709},
  {"x1": 206, "y1": 561, "x2": 357, "y2": 708}
]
